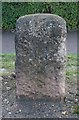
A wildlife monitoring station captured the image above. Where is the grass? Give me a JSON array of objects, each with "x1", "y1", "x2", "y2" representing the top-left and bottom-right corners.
[
  {"x1": 66, "y1": 54, "x2": 79, "y2": 79},
  {"x1": 73, "y1": 106, "x2": 79, "y2": 114},
  {"x1": 0, "y1": 54, "x2": 15, "y2": 76},
  {"x1": 0, "y1": 53, "x2": 79, "y2": 77}
]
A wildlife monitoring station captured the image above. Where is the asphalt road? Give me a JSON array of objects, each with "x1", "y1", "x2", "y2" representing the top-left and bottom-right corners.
[{"x1": 0, "y1": 29, "x2": 77, "y2": 54}]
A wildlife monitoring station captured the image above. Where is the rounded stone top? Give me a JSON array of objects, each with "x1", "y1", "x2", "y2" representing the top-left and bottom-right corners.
[
  {"x1": 16, "y1": 13, "x2": 66, "y2": 26},
  {"x1": 16, "y1": 13, "x2": 67, "y2": 41},
  {"x1": 18, "y1": 13, "x2": 64, "y2": 19}
]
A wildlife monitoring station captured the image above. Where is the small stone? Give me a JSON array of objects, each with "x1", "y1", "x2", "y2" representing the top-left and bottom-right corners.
[
  {"x1": 46, "y1": 114, "x2": 49, "y2": 117},
  {"x1": 34, "y1": 64, "x2": 37, "y2": 67},
  {"x1": 0, "y1": 77, "x2": 2, "y2": 80},
  {"x1": 29, "y1": 21, "x2": 32, "y2": 24},
  {"x1": 49, "y1": 58, "x2": 52, "y2": 61},
  {"x1": 6, "y1": 108, "x2": 9, "y2": 110},
  {"x1": 44, "y1": 115, "x2": 46, "y2": 118},
  {"x1": 49, "y1": 107, "x2": 52, "y2": 110},
  {"x1": 38, "y1": 116, "x2": 41, "y2": 118},
  {"x1": 19, "y1": 109, "x2": 22, "y2": 112},
  {"x1": 75, "y1": 99, "x2": 78, "y2": 102},
  {"x1": 8, "y1": 112, "x2": 11, "y2": 115},
  {"x1": 50, "y1": 23, "x2": 52, "y2": 26},
  {"x1": 52, "y1": 104, "x2": 54, "y2": 107},
  {"x1": 7, "y1": 101, "x2": 9, "y2": 104},
  {"x1": 15, "y1": 104, "x2": 17, "y2": 107},
  {"x1": 29, "y1": 58, "x2": 32, "y2": 62},
  {"x1": 43, "y1": 58, "x2": 46, "y2": 61},
  {"x1": 62, "y1": 111, "x2": 67, "y2": 115},
  {"x1": 44, "y1": 41, "x2": 47, "y2": 44},
  {"x1": 59, "y1": 116, "x2": 62, "y2": 118},
  {"x1": 48, "y1": 109, "x2": 51, "y2": 112},
  {"x1": 43, "y1": 103, "x2": 46, "y2": 105},
  {"x1": 3, "y1": 99, "x2": 7, "y2": 102},
  {"x1": 38, "y1": 59, "x2": 41, "y2": 63},
  {"x1": 4, "y1": 82, "x2": 8, "y2": 85},
  {"x1": 59, "y1": 25, "x2": 62, "y2": 28},
  {"x1": 6, "y1": 87, "x2": 10, "y2": 90},
  {"x1": 38, "y1": 103, "x2": 40, "y2": 106}
]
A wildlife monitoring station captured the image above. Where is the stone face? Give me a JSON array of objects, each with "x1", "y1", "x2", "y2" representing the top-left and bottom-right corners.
[{"x1": 15, "y1": 14, "x2": 67, "y2": 101}]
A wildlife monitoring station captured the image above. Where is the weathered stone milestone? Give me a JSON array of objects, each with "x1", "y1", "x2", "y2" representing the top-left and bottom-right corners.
[{"x1": 15, "y1": 14, "x2": 67, "y2": 101}]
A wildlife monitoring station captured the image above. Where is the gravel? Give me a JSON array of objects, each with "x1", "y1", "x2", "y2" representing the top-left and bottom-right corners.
[{"x1": 1, "y1": 74, "x2": 79, "y2": 118}]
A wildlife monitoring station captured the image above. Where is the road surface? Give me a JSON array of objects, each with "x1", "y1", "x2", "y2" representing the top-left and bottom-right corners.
[{"x1": 0, "y1": 29, "x2": 77, "y2": 54}]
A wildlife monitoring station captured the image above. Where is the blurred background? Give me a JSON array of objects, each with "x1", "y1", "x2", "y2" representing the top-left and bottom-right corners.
[
  {"x1": 2, "y1": 2, "x2": 78, "y2": 30},
  {"x1": 1, "y1": 2, "x2": 78, "y2": 54}
]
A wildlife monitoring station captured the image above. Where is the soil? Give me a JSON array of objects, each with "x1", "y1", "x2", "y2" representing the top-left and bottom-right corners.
[{"x1": 1, "y1": 73, "x2": 79, "y2": 118}]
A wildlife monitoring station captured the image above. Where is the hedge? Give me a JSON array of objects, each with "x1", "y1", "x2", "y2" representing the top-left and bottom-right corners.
[{"x1": 2, "y1": 2, "x2": 78, "y2": 30}]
